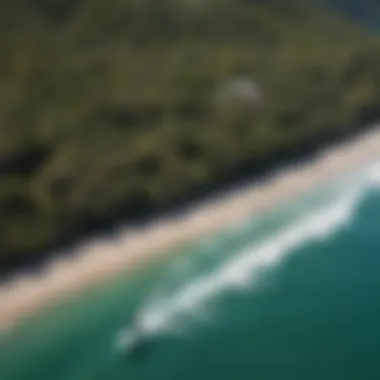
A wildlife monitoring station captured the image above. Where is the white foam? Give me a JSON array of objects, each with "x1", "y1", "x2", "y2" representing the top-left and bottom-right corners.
[
  {"x1": 366, "y1": 160, "x2": 380, "y2": 186},
  {"x1": 130, "y1": 160, "x2": 380, "y2": 336},
  {"x1": 136, "y1": 192, "x2": 361, "y2": 334}
]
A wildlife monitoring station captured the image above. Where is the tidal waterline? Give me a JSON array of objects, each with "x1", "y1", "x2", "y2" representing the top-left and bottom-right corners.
[{"x1": 1, "y1": 161, "x2": 380, "y2": 380}]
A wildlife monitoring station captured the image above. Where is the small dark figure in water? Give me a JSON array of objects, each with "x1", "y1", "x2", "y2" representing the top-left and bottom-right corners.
[
  {"x1": 117, "y1": 316, "x2": 154, "y2": 362},
  {"x1": 124, "y1": 337, "x2": 150, "y2": 362}
]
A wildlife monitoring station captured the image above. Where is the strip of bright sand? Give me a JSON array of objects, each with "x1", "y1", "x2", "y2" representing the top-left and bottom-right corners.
[{"x1": 1, "y1": 126, "x2": 380, "y2": 333}]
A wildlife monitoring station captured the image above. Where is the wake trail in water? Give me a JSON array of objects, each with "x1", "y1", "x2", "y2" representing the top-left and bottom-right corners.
[{"x1": 116, "y1": 160, "x2": 380, "y2": 346}]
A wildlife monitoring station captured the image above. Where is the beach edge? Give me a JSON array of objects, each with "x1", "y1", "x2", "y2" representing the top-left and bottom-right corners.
[{"x1": 1, "y1": 125, "x2": 380, "y2": 333}]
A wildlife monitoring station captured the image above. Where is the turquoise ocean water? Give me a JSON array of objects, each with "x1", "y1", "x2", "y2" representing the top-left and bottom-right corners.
[{"x1": 1, "y1": 160, "x2": 380, "y2": 380}]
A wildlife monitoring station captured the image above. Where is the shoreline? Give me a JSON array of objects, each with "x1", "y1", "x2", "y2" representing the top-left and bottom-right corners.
[{"x1": 1, "y1": 126, "x2": 380, "y2": 333}]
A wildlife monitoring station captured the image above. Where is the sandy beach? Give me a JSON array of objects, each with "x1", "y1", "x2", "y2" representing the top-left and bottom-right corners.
[{"x1": 1, "y1": 126, "x2": 380, "y2": 334}]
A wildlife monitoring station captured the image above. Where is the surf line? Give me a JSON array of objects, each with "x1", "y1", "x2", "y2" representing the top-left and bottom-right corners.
[{"x1": 122, "y1": 160, "x2": 380, "y2": 340}]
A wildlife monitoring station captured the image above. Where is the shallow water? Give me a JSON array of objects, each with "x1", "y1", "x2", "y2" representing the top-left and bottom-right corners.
[{"x1": 1, "y1": 161, "x2": 380, "y2": 380}]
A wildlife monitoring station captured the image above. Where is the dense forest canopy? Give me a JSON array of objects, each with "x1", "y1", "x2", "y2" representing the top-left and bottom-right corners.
[{"x1": 1, "y1": 0, "x2": 380, "y2": 270}]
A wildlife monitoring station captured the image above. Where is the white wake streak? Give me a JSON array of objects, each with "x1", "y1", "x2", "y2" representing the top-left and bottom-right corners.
[{"x1": 123, "y1": 161, "x2": 380, "y2": 340}]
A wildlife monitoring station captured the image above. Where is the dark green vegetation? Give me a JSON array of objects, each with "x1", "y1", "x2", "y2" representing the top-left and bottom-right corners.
[{"x1": 1, "y1": 0, "x2": 380, "y2": 270}]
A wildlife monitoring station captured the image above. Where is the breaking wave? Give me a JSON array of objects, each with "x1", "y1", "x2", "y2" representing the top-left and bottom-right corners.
[{"x1": 119, "y1": 160, "x2": 380, "y2": 342}]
